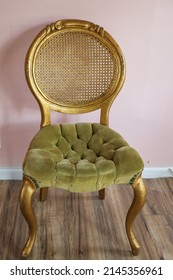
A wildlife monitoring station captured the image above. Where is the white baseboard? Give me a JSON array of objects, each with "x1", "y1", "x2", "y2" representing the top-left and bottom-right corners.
[
  {"x1": 0, "y1": 168, "x2": 23, "y2": 180},
  {"x1": 142, "y1": 167, "x2": 173, "y2": 178},
  {"x1": 0, "y1": 167, "x2": 173, "y2": 180}
]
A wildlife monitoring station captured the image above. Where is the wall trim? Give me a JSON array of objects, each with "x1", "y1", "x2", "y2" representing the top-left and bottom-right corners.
[
  {"x1": 0, "y1": 167, "x2": 173, "y2": 180},
  {"x1": 0, "y1": 168, "x2": 23, "y2": 180},
  {"x1": 142, "y1": 167, "x2": 173, "y2": 179}
]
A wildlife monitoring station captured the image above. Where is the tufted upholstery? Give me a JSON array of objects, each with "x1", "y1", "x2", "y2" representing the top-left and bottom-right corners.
[{"x1": 23, "y1": 123, "x2": 144, "y2": 192}]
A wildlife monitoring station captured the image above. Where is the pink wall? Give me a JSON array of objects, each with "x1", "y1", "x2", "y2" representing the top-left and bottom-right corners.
[{"x1": 0, "y1": 0, "x2": 173, "y2": 168}]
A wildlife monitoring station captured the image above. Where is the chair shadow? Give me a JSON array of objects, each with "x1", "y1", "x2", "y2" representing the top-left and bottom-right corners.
[
  {"x1": 0, "y1": 24, "x2": 72, "y2": 167},
  {"x1": 0, "y1": 24, "x2": 45, "y2": 113}
]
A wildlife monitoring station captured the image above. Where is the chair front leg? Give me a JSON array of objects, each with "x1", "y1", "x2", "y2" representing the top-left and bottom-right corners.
[
  {"x1": 20, "y1": 177, "x2": 37, "y2": 257},
  {"x1": 125, "y1": 174, "x2": 146, "y2": 255}
]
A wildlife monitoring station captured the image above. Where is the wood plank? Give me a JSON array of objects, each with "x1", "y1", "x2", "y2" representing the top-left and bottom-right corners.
[{"x1": 0, "y1": 178, "x2": 173, "y2": 259}]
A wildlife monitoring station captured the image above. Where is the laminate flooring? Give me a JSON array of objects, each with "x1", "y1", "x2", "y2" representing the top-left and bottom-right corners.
[{"x1": 0, "y1": 178, "x2": 173, "y2": 260}]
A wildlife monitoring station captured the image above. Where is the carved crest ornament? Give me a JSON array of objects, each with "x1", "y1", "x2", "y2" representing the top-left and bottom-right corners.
[{"x1": 45, "y1": 20, "x2": 105, "y2": 37}]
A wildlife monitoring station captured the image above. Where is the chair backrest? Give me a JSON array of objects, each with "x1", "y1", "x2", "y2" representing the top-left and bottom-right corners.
[{"x1": 25, "y1": 19, "x2": 125, "y2": 126}]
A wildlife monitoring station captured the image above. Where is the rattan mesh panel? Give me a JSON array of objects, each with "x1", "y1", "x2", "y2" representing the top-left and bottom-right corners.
[{"x1": 35, "y1": 32, "x2": 117, "y2": 105}]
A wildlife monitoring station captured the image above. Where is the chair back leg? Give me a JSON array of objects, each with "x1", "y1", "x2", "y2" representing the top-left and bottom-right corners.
[
  {"x1": 40, "y1": 187, "x2": 49, "y2": 202},
  {"x1": 99, "y1": 188, "x2": 105, "y2": 200}
]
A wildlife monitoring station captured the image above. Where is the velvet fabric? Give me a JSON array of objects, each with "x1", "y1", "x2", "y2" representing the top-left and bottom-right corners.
[{"x1": 23, "y1": 123, "x2": 144, "y2": 192}]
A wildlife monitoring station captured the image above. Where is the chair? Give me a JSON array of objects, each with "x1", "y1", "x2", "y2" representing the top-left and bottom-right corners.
[{"x1": 20, "y1": 19, "x2": 146, "y2": 257}]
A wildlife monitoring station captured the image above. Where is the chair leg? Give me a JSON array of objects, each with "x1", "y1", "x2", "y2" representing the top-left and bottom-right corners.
[
  {"x1": 20, "y1": 177, "x2": 37, "y2": 257},
  {"x1": 40, "y1": 187, "x2": 48, "y2": 202},
  {"x1": 125, "y1": 174, "x2": 146, "y2": 255},
  {"x1": 99, "y1": 188, "x2": 105, "y2": 200}
]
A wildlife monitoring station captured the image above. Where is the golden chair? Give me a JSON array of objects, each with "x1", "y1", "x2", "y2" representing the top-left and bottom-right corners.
[{"x1": 20, "y1": 19, "x2": 146, "y2": 257}]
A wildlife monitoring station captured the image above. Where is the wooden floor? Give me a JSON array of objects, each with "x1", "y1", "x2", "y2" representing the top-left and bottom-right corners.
[{"x1": 0, "y1": 178, "x2": 173, "y2": 260}]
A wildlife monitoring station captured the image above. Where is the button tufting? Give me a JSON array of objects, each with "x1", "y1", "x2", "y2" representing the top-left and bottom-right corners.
[{"x1": 24, "y1": 123, "x2": 144, "y2": 191}]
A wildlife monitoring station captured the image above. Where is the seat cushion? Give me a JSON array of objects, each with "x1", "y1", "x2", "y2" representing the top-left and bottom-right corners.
[{"x1": 23, "y1": 123, "x2": 144, "y2": 192}]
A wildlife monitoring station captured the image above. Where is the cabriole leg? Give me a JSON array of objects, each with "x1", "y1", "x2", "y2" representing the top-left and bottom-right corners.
[
  {"x1": 20, "y1": 177, "x2": 37, "y2": 257},
  {"x1": 125, "y1": 174, "x2": 146, "y2": 255}
]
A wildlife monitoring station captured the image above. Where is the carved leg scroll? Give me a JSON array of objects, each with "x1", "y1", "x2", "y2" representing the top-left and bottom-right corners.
[
  {"x1": 99, "y1": 188, "x2": 105, "y2": 200},
  {"x1": 20, "y1": 177, "x2": 37, "y2": 257},
  {"x1": 40, "y1": 187, "x2": 48, "y2": 202},
  {"x1": 125, "y1": 174, "x2": 146, "y2": 255}
]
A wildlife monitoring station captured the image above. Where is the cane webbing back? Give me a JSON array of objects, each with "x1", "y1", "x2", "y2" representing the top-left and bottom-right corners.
[
  {"x1": 35, "y1": 32, "x2": 115, "y2": 105},
  {"x1": 26, "y1": 20, "x2": 125, "y2": 113}
]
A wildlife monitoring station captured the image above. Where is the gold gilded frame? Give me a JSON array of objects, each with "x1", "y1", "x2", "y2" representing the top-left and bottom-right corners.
[
  {"x1": 25, "y1": 19, "x2": 125, "y2": 127},
  {"x1": 20, "y1": 19, "x2": 146, "y2": 257}
]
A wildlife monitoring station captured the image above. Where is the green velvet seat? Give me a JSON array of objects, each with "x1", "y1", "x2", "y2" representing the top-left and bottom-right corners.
[
  {"x1": 19, "y1": 19, "x2": 146, "y2": 257},
  {"x1": 23, "y1": 123, "x2": 144, "y2": 191}
]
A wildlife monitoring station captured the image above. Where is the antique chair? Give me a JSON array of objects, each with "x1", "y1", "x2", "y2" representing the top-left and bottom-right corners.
[{"x1": 20, "y1": 19, "x2": 146, "y2": 257}]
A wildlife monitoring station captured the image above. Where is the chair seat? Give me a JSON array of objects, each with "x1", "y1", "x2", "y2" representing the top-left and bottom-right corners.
[{"x1": 23, "y1": 123, "x2": 144, "y2": 192}]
